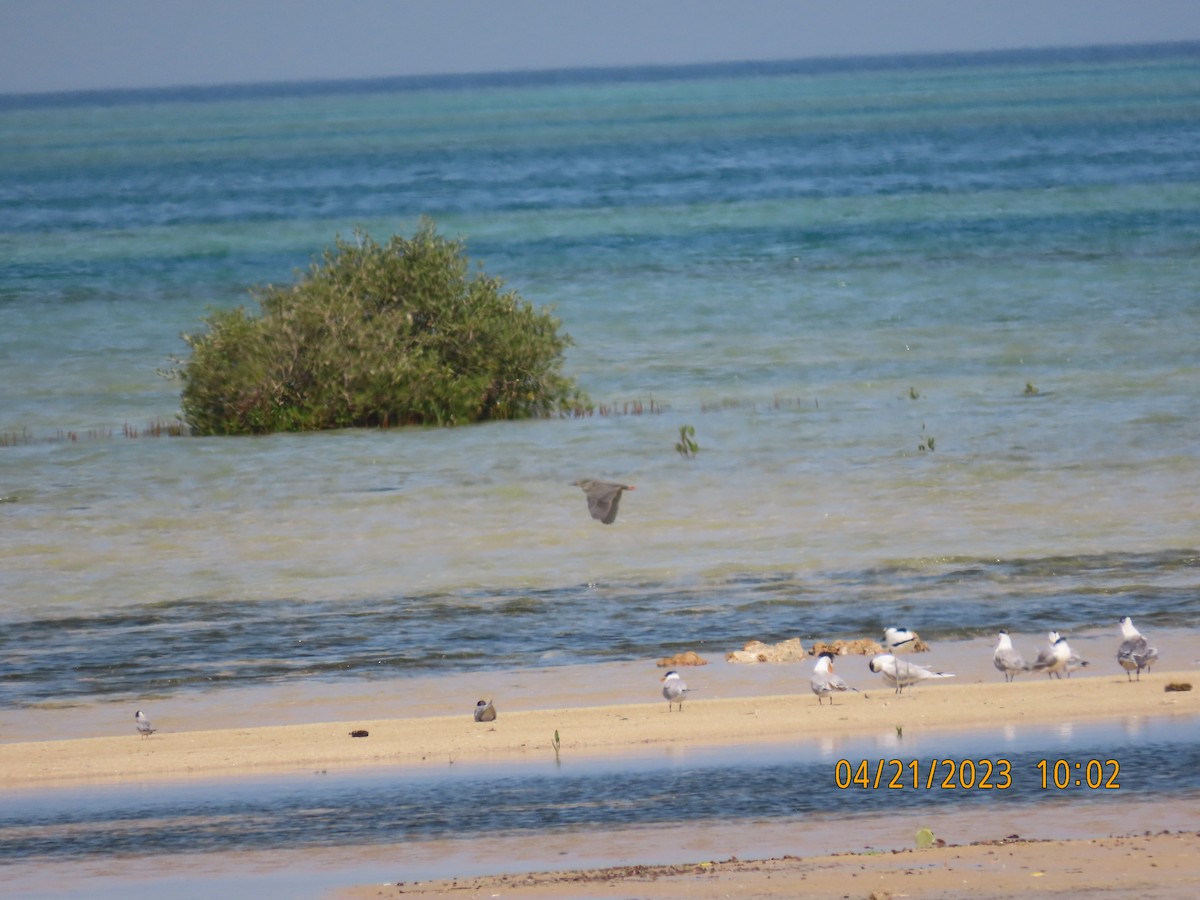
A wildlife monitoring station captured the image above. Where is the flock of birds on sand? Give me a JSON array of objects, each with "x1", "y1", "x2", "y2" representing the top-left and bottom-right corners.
[
  {"x1": 132, "y1": 619, "x2": 1164, "y2": 736},
  {"x1": 659, "y1": 618, "x2": 1161, "y2": 714},
  {"x1": 993, "y1": 616, "x2": 1157, "y2": 684},
  {"x1": 128, "y1": 473, "x2": 1167, "y2": 734}
]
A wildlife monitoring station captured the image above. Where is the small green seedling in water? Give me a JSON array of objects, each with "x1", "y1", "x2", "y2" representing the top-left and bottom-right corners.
[
  {"x1": 918, "y1": 423, "x2": 935, "y2": 452},
  {"x1": 1024, "y1": 382, "x2": 1039, "y2": 396},
  {"x1": 552, "y1": 729, "x2": 561, "y2": 765},
  {"x1": 896, "y1": 725, "x2": 903, "y2": 739},
  {"x1": 675, "y1": 424, "x2": 699, "y2": 459}
]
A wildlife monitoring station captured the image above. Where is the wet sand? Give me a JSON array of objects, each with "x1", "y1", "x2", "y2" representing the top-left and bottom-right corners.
[{"x1": 339, "y1": 831, "x2": 1200, "y2": 899}]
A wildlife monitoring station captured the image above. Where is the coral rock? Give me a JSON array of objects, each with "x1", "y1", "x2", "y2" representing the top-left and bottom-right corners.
[
  {"x1": 656, "y1": 651, "x2": 708, "y2": 667},
  {"x1": 725, "y1": 637, "x2": 806, "y2": 664},
  {"x1": 809, "y1": 638, "x2": 885, "y2": 656}
]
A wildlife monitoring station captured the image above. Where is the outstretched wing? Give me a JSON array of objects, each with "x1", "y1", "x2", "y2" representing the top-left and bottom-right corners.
[{"x1": 577, "y1": 480, "x2": 633, "y2": 524}]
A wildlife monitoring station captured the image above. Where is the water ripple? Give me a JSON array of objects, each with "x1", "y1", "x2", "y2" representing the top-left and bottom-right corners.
[{"x1": 0, "y1": 549, "x2": 1195, "y2": 707}]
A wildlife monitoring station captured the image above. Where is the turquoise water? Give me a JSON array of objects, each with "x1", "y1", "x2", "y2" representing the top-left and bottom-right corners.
[{"x1": 1, "y1": 44, "x2": 1199, "y2": 706}]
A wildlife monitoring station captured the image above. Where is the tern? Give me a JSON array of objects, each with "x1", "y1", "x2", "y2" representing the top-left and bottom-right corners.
[
  {"x1": 1031, "y1": 632, "x2": 1071, "y2": 679},
  {"x1": 811, "y1": 652, "x2": 858, "y2": 705},
  {"x1": 868, "y1": 654, "x2": 953, "y2": 694},
  {"x1": 661, "y1": 670, "x2": 690, "y2": 711},
  {"x1": 135, "y1": 710, "x2": 156, "y2": 738},
  {"x1": 473, "y1": 699, "x2": 497, "y2": 722},
  {"x1": 883, "y1": 626, "x2": 919, "y2": 654}
]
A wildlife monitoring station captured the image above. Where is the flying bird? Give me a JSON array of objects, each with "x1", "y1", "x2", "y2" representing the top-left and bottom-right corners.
[
  {"x1": 473, "y1": 699, "x2": 497, "y2": 722},
  {"x1": 573, "y1": 479, "x2": 634, "y2": 524},
  {"x1": 811, "y1": 652, "x2": 858, "y2": 705},
  {"x1": 1031, "y1": 632, "x2": 1071, "y2": 679},
  {"x1": 883, "y1": 626, "x2": 920, "y2": 654},
  {"x1": 661, "y1": 670, "x2": 690, "y2": 711},
  {"x1": 1117, "y1": 617, "x2": 1158, "y2": 681},
  {"x1": 993, "y1": 630, "x2": 1030, "y2": 682},
  {"x1": 868, "y1": 654, "x2": 954, "y2": 694},
  {"x1": 135, "y1": 710, "x2": 156, "y2": 738}
]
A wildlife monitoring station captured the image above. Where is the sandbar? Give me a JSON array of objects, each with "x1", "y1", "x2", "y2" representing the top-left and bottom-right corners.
[{"x1": 3, "y1": 666, "x2": 1196, "y2": 788}]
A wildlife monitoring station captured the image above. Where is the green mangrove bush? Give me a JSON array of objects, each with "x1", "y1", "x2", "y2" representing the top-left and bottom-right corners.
[{"x1": 177, "y1": 221, "x2": 587, "y2": 434}]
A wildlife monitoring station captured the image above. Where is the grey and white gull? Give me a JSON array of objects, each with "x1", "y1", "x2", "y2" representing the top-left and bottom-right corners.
[
  {"x1": 1117, "y1": 616, "x2": 1158, "y2": 682},
  {"x1": 993, "y1": 630, "x2": 1030, "y2": 682}
]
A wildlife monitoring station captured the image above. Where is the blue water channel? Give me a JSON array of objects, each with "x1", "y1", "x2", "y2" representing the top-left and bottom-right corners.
[{"x1": 4, "y1": 714, "x2": 1197, "y2": 866}]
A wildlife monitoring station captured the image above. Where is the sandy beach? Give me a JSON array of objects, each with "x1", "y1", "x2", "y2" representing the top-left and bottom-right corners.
[
  {"x1": 4, "y1": 659, "x2": 1198, "y2": 899},
  {"x1": 4, "y1": 666, "x2": 1198, "y2": 788}
]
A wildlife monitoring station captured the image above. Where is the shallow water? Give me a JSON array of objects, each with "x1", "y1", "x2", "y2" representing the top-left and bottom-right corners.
[
  {"x1": 2, "y1": 43, "x2": 1199, "y2": 896},
  {"x1": 3, "y1": 48, "x2": 1198, "y2": 637},
  {"x1": 1, "y1": 551, "x2": 1196, "y2": 708},
  {"x1": 2, "y1": 715, "x2": 1198, "y2": 898}
]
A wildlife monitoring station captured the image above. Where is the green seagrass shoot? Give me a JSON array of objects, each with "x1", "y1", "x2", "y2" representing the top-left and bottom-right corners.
[
  {"x1": 175, "y1": 219, "x2": 588, "y2": 435},
  {"x1": 918, "y1": 423, "x2": 936, "y2": 453},
  {"x1": 675, "y1": 423, "x2": 699, "y2": 458}
]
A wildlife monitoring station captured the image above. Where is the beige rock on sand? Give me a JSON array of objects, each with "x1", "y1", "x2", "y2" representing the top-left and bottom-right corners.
[
  {"x1": 727, "y1": 636, "x2": 891, "y2": 663},
  {"x1": 655, "y1": 650, "x2": 708, "y2": 667},
  {"x1": 809, "y1": 637, "x2": 885, "y2": 656},
  {"x1": 725, "y1": 636, "x2": 807, "y2": 663}
]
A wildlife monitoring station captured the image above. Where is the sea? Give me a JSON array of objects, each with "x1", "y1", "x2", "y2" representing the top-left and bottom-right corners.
[{"x1": 1, "y1": 41, "x2": 1199, "y2": 895}]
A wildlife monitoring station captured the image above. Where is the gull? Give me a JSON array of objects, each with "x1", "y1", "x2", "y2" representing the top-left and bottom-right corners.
[
  {"x1": 1031, "y1": 632, "x2": 1071, "y2": 679},
  {"x1": 473, "y1": 699, "x2": 497, "y2": 722},
  {"x1": 811, "y1": 652, "x2": 858, "y2": 705},
  {"x1": 1117, "y1": 617, "x2": 1158, "y2": 682},
  {"x1": 868, "y1": 654, "x2": 954, "y2": 694},
  {"x1": 573, "y1": 479, "x2": 635, "y2": 524},
  {"x1": 661, "y1": 670, "x2": 690, "y2": 711},
  {"x1": 883, "y1": 626, "x2": 919, "y2": 654},
  {"x1": 135, "y1": 710, "x2": 156, "y2": 738},
  {"x1": 993, "y1": 630, "x2": 1030, "y2": 682}
]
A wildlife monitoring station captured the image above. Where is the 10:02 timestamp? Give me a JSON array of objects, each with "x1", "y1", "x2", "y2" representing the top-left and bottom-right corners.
[{"x1": 1037, "y1": 758, "x2": 1121, "y2": 789}]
